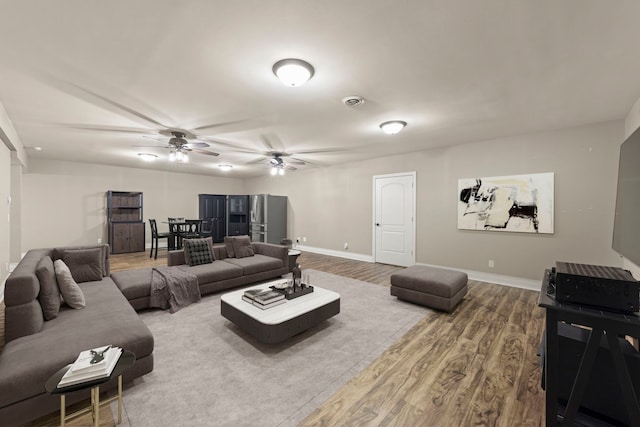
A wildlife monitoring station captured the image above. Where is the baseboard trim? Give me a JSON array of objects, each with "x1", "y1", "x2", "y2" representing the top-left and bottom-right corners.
[
  {"x1": 294, "y1": 245, "x2": 374, "y2": 263},
  {"x1": 415, "y1": 262, "x2": 541, "y2": 291},
  {"x1": 296, "y1": 245, "x2": 540, "y2": 291}
]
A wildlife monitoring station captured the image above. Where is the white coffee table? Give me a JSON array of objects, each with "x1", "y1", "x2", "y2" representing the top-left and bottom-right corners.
[{"x1": 220, "y1": 282, "x2": 340, "y2": 343}]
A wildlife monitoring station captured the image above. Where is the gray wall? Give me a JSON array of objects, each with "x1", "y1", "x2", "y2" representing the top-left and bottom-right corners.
[
  {"x1": 21, "y1": 158, "x2": 245, "y2": 251},
  {"x1": 245, "y1": 120, "x2": 623, "y2": 281}
]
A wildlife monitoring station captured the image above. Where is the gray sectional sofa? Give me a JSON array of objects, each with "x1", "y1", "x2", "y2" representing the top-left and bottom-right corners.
[
  {"x1": 111, "y1": 242, "x2": 289, "y2": 310},
  {"x1": 0, "y1": 244, "x2": 154, "y2": 426},
  {"x1": 0, "y1": 240, "x2": 288, "y2": 425}
]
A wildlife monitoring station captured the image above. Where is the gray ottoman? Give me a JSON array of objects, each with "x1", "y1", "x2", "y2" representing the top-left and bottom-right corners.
[{"x1": 390, "y1": 265, "x2": 468, "y2": 312}]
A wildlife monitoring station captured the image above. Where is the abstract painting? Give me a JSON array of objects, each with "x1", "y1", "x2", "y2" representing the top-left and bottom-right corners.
[{"x1": 458, "y1": 172, "x2": 554, "y2": 234}]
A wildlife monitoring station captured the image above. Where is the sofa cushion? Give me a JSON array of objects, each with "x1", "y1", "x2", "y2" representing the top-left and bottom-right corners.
[
  {"x1": 223, "y1": 254, "x2": 283, "y2": 276},
  {"x1": 53, "y1": 244, "x2": 109, "y2": 277},
  {"x1": 177, "y1": 260, "x2": 242, "y2": 284},
  {"x1": 184, "y1": 238, "x2": 214, "y2": 266},
  {"x1": 232, "y1": 236, "x2": 254, "y2": 258},
  {"x1": 224, "y1": 236, "x2": 236, "y2": 258},
  {"x1": 35, "y1": 256, "x2": 60, "y2": 320},
  {"x1": 111, "y1": 268, "x2": 152, "y2": 301},
  {"x1": 54, "y1": 260, "x2": 86, "y2": 309},
  {"x1": 60, "y1": 248, "x2": 103, "y2": 283}
]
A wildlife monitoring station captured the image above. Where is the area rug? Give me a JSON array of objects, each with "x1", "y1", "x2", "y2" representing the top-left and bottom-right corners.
[{"x1": 117, "y1": 270, "x2": 428, "y2": 427}]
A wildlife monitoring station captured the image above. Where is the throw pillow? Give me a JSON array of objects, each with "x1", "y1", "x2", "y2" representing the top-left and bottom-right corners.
[
  {"x1": 224, "y1": 236, "x2": 236, "y2": 258},
  {"x1": 36, "y1": 256, "x2": 61, "y2": 320},
  {"x1": 54, "y1": 259, "x2": 86, "y2": 309},
  {"x1": 232, "y1": 235, "x2": 255, "y2": 258},
  {"x1": 53, "y1": 244, "x2": 108, "y2": 276},
  {"x1": 184, "y1": 238, "x2": 214, "y2": 266},
  {"x1": 60, "y1": 248, "x2": 103, "y2": 283},
  {"x1": 184, "y1": 237, "x2": 215, "y2": 265}
]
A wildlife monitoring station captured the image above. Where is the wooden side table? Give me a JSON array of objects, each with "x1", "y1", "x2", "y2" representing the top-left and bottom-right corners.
[{"x1": 45, "y1": 350, "x2": 136, "y2": 427}]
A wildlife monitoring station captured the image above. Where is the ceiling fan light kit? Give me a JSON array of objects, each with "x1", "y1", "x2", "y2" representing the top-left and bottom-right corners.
[
  {"x1": 272, "y1": 58, "x2": 314, "y2": 87},
  {"x1": 380, "y1": 120, "x2": 407, "y2": 135}
]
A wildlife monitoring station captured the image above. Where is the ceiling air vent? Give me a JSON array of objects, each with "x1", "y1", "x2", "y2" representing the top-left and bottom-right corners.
[{"x1": 342, "y1": 96, "x2": 365, "y2": 108}]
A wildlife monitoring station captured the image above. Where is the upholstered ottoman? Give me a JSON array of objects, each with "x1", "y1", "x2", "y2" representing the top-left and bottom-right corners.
[{"x1": 390, "y1": 265, "x2": 468, "y2": 312}]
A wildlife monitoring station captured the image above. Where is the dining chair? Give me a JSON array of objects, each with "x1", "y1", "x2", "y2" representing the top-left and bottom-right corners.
[
  {"x1": 149, "y1": 219, "x2": 171, "y2": 259},
  {"x1": 180, "y1": 219, "x2": 203, "y2": 241},
  {"x1": 200, "y1": 218, "x2": 214, "y2": 239}
]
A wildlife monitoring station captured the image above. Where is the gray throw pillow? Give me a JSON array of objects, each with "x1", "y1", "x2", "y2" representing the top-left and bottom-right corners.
[
  {"x1": 61, "y1": 248, "x2": 103, "y2": 283},
  {"x1": 184, "y1": 237, "x2": 215, "y2": 265},
  {"x1": 184, "y1": 238, "x2": 214, "y2": 266},
  {"x1": 36, "y1": 255, "x2": 61, "y2": 320},
  {"x1": 224, "y1": 236, "x2": 236, "y2": 258},
  {"x1": 53, "y1": 244, "x2": 108, "y2": 276},
  {"x1": 232, "y1": 236, "x2": 255, "y2": 258},
  {"x1": 54, "y1": 259, "x2": 86, "y2": 309}
]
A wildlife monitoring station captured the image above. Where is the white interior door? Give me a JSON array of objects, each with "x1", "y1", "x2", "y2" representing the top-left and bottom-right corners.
[{"x1": 373, "y1": 172, "x2": 416, "y2": 266}]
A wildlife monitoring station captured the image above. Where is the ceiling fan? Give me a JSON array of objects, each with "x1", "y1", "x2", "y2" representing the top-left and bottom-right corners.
[
  {"x1": 134, "y1": 130, "x2": 220, "y2": 163},
  {"x1": 266, "y1": 152, "x2": 302, "y2": 175}
]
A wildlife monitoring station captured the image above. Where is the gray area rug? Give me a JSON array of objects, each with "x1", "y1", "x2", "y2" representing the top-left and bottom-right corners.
[{"x1": 117, "y1": 270, "x2": 428, "y2": 427}]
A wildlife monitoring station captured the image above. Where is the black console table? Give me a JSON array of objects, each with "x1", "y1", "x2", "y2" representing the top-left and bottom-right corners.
[{"x1": 538, "y1": 269, "x2": 640, "y2": 426}]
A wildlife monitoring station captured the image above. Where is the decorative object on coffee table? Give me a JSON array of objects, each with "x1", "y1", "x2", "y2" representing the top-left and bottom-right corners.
[{"x1": 45, "y1": 350, "x2": 135, "y2": 427}]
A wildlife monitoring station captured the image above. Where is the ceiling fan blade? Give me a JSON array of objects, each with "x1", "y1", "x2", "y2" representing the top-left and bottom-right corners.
[
  {"x1": 192, "y1": 118, "x2": 252, "y2": 132},
  {"x1": 246, "y1": 157, "x2": 268, "y2": 165},
  {"x1": 132, "y1": 145, "x2": 170, "y2": 149},
  {"x1": 292, "y1": 147, "x2": 347, "y2": 154},
  {"x1": 288, "y1": 157, "x2": 306, "y2": 165},
  {"x1": 142, "y1": 135, "x2": 166, "y2": 143},
  {"x1": 285, "y1": 165, "x2": 297, "y2": 171},
  {"x1": 190, "y1": 148, "x2": 220, "y2": 157},
  {"x1": 183, "y1": 142, "x2": 209, "y2": 149},
  {"x1": 198, "y1": 137, "x2": 258, "y2": 153},
  {"x1": 64, "y1": 81, "x2": 168, "y2": 128},
  {"x1": 259, "y1": 134, "x2": 275, "y2": 151},
  {"x1": 58, "y1": 123, "x2": 154, "y2": 134}
]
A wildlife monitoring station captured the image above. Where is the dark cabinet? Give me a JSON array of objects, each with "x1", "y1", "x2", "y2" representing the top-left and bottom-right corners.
[
  {"x1": 227, "y1": 195, "x2": 249, "y2": 236},
  {"x1": 110, "y1": 222, "x2": 145, "y2": 254},
  {"x1": 107, "y1": 191, "x2": 145, "y2": 254},
  {"x1": 199, "y1": 194, "x2": 227, "y2": 243}
]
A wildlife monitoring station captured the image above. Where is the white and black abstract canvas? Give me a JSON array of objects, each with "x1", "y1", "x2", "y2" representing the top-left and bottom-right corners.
[{"x1": 458, "y1": 172, "x2": 554, "y2": 234}]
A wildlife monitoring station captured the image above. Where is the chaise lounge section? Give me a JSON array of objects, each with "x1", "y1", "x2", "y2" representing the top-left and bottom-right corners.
[{"x1": 0, "y1": 244, "x2": 154, "y2": 426}]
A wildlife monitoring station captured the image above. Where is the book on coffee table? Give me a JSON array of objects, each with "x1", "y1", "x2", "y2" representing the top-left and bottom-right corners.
[
  {"x1": 252, "y1": 298, "x2": 286, "y2": 310},
  {"x1": 253, "y1": 290, "x2": 285, "y2": 304}
]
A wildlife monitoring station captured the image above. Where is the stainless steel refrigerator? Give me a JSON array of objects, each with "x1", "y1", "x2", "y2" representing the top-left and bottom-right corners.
[{"x1": 249, "y1": 194, "x2": 287, "y2": 244}]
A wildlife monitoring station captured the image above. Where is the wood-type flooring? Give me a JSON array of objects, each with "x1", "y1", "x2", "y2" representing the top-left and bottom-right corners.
[{"x1": 2, "y1": 248, "x2": 546, "y2": 426}]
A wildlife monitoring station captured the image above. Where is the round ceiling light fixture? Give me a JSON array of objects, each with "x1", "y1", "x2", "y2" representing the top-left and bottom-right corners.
[
  {"x1": 218, "y1": 164, "x2": 233, "y2": 171},
  {"x1": 137, "y1": 153, "x2": 158, "y2": 162},
  {"x1": 272, "y1": 58, "x2": 314, "y2": 87},
  {"x1": 379, "y1": 120, "x2": 407, "y2": 135}
]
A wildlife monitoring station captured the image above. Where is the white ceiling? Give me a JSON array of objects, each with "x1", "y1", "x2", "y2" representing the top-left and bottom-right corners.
[{"x1": 1, "y1": 1, "x2": 640, "y2": 178}]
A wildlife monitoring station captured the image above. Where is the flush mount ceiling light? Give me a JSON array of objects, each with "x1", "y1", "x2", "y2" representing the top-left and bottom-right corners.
[
  {"x1": 218, "y1": 164, "x2": 233, "y2": 171},
  {"x1": 137, "y1": 153, "x2": 157, "y2": 162},
  {"x1": 379, "y1": 120, "x2": 407, "y2": 135},
  {"x1": 272, "y1": 58, "x2": 314, "y2": 87}
]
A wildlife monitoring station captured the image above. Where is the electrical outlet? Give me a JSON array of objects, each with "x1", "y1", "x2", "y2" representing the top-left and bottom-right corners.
[
  {"x1": 97, "y1": 238, "x2": 102, "y2": 244},
  {"x1": 344, "y1": 243, "x2": 349, "y2": 250},
  {"x1": 488, "y1": 260, "x2": 495, "y2": 268},
  {"x1": 303, "y1": 237, "x2": 307, "y2": 242}
]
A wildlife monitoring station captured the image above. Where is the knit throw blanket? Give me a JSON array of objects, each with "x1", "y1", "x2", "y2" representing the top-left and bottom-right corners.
[{"x1": 150, "y1": 266, "x2": 201, "y2": 313}]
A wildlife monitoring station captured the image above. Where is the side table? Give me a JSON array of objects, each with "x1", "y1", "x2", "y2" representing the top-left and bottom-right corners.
[
  {"x1": 45, "y1": 350, "x2": 136, "y2": 427},
  {"x1": 288, "y1": 249, "x2": 301, "y2": 272}
]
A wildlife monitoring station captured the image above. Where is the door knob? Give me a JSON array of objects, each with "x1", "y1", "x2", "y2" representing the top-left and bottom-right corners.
[{"x1": 376, "y1": 223, "x2": 380, "y2": 226}]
